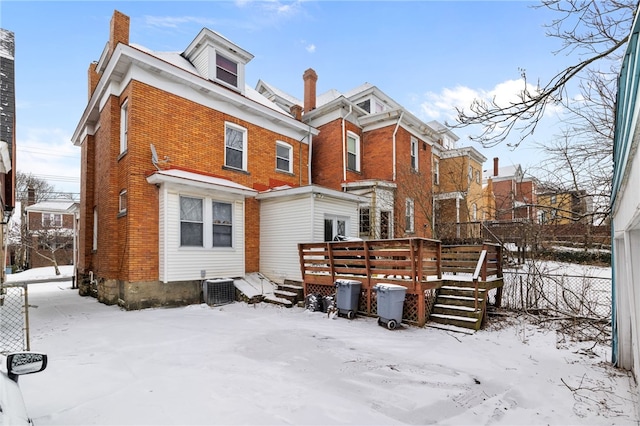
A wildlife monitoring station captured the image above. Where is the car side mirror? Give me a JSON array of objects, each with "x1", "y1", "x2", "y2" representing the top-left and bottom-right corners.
[{"x1": 6, "y1": 352, "x2": 48, "y2": 376}]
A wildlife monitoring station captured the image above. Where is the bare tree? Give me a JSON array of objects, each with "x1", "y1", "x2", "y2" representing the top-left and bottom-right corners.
[
  {"x1": 453, "y1": 0, "x2": 635, "y2": 149},
  {"x1": 11, "y1": 172, "x2": 67, "y2": 270}
]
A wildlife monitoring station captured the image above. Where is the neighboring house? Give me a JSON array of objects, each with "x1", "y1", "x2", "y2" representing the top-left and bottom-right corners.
[
  {"x1": 258, "y1": 73, "x2": 447, "y2": 240},
  {"x1": 484, "y1": 158, "x2": 537, "y2": 222},
  {"x1": 72, "y1": 11, "x2": 363, "y2": 308},
  {"x1": 611, "y1": 8, "x2": 640, "y2": 377},
  {"x1": 433, "y1": 146, "x2": 487, "y2": 240},
  {"x1": 0, "y1": 29, "x2": 17, "y2": 279},
  {"x1": 537, "y1": 189, "x2": 592, "y2": 225},
  {"x1": 25, "y1": 200, "x2": 78, "y2": 269}
]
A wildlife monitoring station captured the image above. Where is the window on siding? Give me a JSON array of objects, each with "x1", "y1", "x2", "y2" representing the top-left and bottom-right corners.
[
  {"x1": 120, "y1": 100, "x2": 128, "y2": 154},
  {"x1": 347, "y1": 132, "x2": 360, "y2": 172},
  {"x1": 434, "y1": 160, "x2": 440, "y2": 185},
  {"x1": 42, "y1": 213, "x2": 62, "y2": 228},
  {"x1": 411, "y1": 137, "x2": 418, "y2": 171},
  {"x1": 472, "y1": 203, "x2": 478, "y2": 221},
  {"x1": 119, "y1": 190, "x2": 127, "y2": 214},
  {"x1": 225, "y1": 123, "x2": 247, "y2": 170},
  {"x1": 468, "y1": 165, "x2": 473, "y2": 183},
  {"x1": 324, "y1": 215, "x2": 348, "y2": 241},
  {"x1": 180, "y1": 196, "x2": 203, "y2": 247},
  {"x1": 475, "y1": 170, "x2": 480, "y2": 184},
  {"x1": 212, "y1": 201, "x2": 233, "y2": 247},
  {"x1": 405, "y1": 198, "x2": 414, "y2": 233},
  {"x1": 216, "y1": 53, "x2": 238, "y2": 87},
  {"x1": 359, "y1": 207, "x2": 370, "y2": 236},
  {"x1": 276, "y1": 141, "x2": 292, "y2": 173}
]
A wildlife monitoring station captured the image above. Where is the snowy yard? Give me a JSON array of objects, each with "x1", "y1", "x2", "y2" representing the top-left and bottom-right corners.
[{"x1": 12, "y1": 267, "x2": 640, "y2": 425}]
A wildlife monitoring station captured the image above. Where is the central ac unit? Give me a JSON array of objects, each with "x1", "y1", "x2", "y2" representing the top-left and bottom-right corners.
[{"x1": 203, "y1": 278, "x2": 235, "y2": 306}]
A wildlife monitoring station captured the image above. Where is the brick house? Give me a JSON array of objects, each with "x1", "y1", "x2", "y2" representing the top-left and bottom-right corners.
[
  {"x1": 25, "y1": 200, "x2": 78, "y2": 269},
  {"x1": 484, "y1": 157, "x2": 537, "y2": 222},
  {"x1": 537, "y1": 189, "x2": 592, "y2": 225},
  {"x1": 258, "y1": 75, "x2": 448, "y2": 240},
  {"x1": 72, "y1": 11, "x2": 364, "y2": 308},
  {"x1": 432, "y1": 145, "x2": 487, "y2": 240}
]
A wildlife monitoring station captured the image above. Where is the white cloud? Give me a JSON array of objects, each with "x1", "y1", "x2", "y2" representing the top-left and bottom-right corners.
[{"x1": 305, "y1": 43, "x2": 316, "y2": 53}]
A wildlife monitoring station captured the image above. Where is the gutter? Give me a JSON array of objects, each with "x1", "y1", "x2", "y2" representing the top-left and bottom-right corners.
[
  {"x1": 342, "y1": 105, "x2": 353, "y2": 182},
  {"x1": 392, "y1": 111, "x2": 404, "y2": 181}
]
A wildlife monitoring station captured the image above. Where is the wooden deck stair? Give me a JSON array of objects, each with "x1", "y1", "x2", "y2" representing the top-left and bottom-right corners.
[{"x1": 429, "y1": 281, "x2": 487, "y2": 331}]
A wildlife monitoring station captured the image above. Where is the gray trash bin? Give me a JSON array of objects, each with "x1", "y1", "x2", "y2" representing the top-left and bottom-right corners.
[
  {"x1": 334, "y1": 279, "x2": 361, "y2": 319},
  {"x1": 373, "y1": 283, "x2": 407, "y2": 330}
]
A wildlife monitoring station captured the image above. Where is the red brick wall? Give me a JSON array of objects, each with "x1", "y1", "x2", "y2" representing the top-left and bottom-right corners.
[
  {"x1": 311, "y1": 120, "x2": 347, "y2": 190},
  {"x1": 82, "y1": 80, "x2": 309, "y2": 283}
]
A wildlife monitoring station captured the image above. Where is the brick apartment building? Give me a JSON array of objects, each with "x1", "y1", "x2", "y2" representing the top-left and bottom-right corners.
[{"x1": 72, "y1": 11, "x2": 365, "y2": 308}]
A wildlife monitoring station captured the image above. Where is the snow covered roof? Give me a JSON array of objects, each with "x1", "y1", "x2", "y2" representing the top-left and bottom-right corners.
[
  {"x1": 25, "y1": 200, "x2": 78, "y2": 214},
  {"x1": 146, "y1": 169, "x2": 257, "y2": 197}
]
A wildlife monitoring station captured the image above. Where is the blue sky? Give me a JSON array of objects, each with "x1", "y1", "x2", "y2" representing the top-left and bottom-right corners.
[{"x1": 2, "y1": 0, "x2": 576, "y2": 196}]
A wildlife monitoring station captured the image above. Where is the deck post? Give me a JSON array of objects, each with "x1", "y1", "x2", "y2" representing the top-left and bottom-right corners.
[
  {"x1": 327, "y1": 242, "x2": 335, "y2": 284},
  {"x1": 364, "y1": 241, "x2": 372, "y2": 314}
]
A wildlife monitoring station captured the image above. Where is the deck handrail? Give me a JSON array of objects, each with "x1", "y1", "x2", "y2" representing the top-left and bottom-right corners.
[{"x1": 472, "y1": 249, "x2": 487, "y2": 311}]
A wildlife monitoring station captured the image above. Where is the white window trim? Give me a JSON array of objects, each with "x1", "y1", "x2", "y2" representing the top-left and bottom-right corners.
[
  {"x1": 215, "y1": 52, "x2": 239, "y2": 89},
  {"x1": 434, "y1": 160, "x2": 440, "y2": 185},
  {"x1": 347, "y1": 131, "x2": 360, "y2": 172},
  {"x1": 411, "y1": 137, "x2": 418, "y2": 171},
  {"x1": 42, "y1": 213, "x2": 62, "y2": 228},
  {"x1": 180, "y1": 196, "x2": 204, "y2": 248},
  {"x1": 120, "y1": 100, "x2": 128, "y2": 154},
  {"x1": 212, "y1": 200, "x2": 234, "y2": 248},
  {"x1": 406, "y1": 198, "x2": 415, "y2": 233},
  {"x1": 178, "y1": 195, "x2": 237, "y2": 250},
  {"x1": 275, "y1": 141, "x2": 293, "y2": 173},
  {"x1": 224, "y1": 122, "x2": 248, "y2": 171},
  {"x1": 119, "y1": 189, "x2": 127, "y2": 214}
]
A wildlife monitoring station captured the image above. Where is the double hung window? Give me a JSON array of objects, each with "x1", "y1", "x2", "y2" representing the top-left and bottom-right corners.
[
  {"x1": 216, "y1": 53, "x2": 238, "y2": 87},
  {"x1": 180, "y1": 196, "x2": 204, "y2": 247},
  {"x1": 225, "y1": 123, "x2": 247, "y2": 170},
  {"x1": 212, "y1": 202, "x2": 233, "y2": 247}
]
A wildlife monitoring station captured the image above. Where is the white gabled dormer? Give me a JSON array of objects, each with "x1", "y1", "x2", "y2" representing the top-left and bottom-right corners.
[{"x1": 183, "y1": 28, "x2": 254, "y2": 95}]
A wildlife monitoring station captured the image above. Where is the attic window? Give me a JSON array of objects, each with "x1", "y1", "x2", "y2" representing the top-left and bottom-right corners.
[{"x1": 216, "y1": 53, "x2": 238, "y2": 87}]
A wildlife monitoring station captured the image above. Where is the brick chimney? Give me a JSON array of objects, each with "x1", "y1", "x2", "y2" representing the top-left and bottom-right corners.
[
  {"x1": 290, "y1": 104, "x2": 303, "y2": 121},
  {"x1": 88, "y1": 62, "x2": 100, "y2": 99},
  {"x1": 303, "y1": 68, "x2": 318, "y2": 114},
  {"x1": 493, "y1": 157, "x2": 499, "y2": 177},
  {"x1": 108, "y1": 10, "x2": 130, "y2": 59}
]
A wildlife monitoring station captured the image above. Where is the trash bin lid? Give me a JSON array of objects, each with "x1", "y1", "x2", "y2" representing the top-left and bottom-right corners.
[
  {"x1": 334, "y1": 279, "x2": 362, "y2": 286},
  {"x1": 373, "y1": 283, "x2": 407, "y2": 291}
]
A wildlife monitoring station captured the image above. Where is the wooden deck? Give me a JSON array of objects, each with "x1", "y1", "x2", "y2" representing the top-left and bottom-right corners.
[{"x1": 298, "y1": 238, "x2": 504, "y2": 327}]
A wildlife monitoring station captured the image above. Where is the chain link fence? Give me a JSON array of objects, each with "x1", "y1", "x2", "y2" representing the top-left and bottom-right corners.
[
  {"x1": 499, "y1": 271, "x2": 611, "y2": 320},
  {"x1": 0, "y1": 283, "x2": 28, "y2": 353}
]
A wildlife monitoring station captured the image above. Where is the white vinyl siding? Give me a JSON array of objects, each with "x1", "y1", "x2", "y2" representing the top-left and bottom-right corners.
[
  {"x1": 159, "y1": 190, "x2": 245, "y2": 283},
  {"x1": 259, "y1": 193, "x2": 360, "y2": 283},
  {"x1": 260, "y1": 196, "x2": 314, "y2": 282}
]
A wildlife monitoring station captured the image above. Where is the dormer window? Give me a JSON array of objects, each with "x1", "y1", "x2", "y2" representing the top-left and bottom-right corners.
[
  {"x1": 356, "y1": 97, "x2": 385, "y2": 114},
  {"x1": 216, "y1": 53, "x2": 238, "y2": 87}
]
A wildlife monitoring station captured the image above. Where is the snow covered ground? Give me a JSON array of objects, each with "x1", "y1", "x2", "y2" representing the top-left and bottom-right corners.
[{"x1": 11, "y1": 266, "x2": 639, "y2": 425}]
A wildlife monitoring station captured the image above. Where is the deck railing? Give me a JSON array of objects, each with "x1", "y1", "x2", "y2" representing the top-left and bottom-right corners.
[
  {"x1": 298, "y1": 238, "x2": 442, "y2": 289},
  {"x1": 298, "y1": 238, "x2": 503, "y2": 326},
  {"x1": 440, "y1": 243, "x2": 503, "y2": 281}
]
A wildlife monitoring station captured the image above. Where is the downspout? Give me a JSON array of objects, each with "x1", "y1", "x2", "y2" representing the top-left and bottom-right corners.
[
  {"x1": 341, "y1": 105, "x2": 353, "y2": 183},
  {"x1": 392, "y1": 111, "x2": 404, "y2": 181}
]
